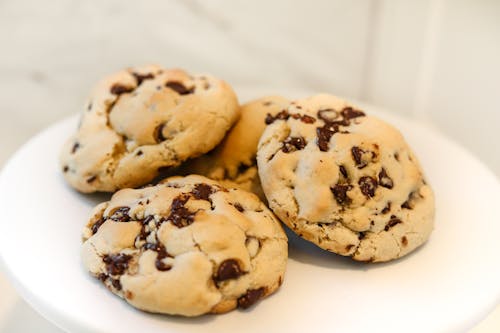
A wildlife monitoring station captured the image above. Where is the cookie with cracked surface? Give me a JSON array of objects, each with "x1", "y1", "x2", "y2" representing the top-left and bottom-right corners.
[
  {"x1": 81, "y1": 175, "x2": 287, "y2": 316},
  {"x1": 257, "y1": 94, "x2": 434, "y2": 262},
  {"x1": 178, "y1": 96, "x2": 289, "y2": 201},
  {"x1": 60, "y1": 65, "x2": 239, "y2": 193}
]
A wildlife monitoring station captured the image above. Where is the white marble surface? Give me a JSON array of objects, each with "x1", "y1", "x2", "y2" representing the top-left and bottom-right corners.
[{"x1": 0, "y1": 0, "x2": 498, "y2": 332}]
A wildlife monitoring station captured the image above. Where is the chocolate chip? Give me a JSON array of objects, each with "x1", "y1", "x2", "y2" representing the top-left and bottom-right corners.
[
  {"x1": 86, "y1": 175, "x2": 97, "y2": 183},
  {"x1": 358, "y1": 232, "x2": 366, "y2": 240},
  {"x1": 136, "y1": 150, "x2": 143, "y2": 156},
  {"x1": 265, "y1": 110, "x2": 289, "y2": 124},
  {"x1": 339, "y1": 165, "x2": 348, "y2": 179},
  {"x1": 165, "y1": 81, "x2": 194, "y2": 95},
  {"x1": 87, "y1": 102, "x2": 92, "y2": 111},
  {"x1": 91, "y1": 217, "x2": 106, "y2": 235},
  {"x1": 300, "y1": 114, "x2": 316, "y2": 124},
  {"x1": 351, "y1": 146, "x2": 366, "y2": 168},
  {"x1": 316, "y1": 126, "x2": 337, "y2": 152},
  {"x1": 97, "y1": 273, "x2": 107, "y2": 282},
  {"x1": 331, "y1": 184, "x2": 353, "y2": 205},
  {"x1": 111, "y1": 278, "x2": 122, "y2": 290},
  {"x1": 378, "y1": 168, "x2": 394, "y2": 189},
  {"x1": 359, "y1": 176, "x2": 378, "y2": 198},
  {"x1": 237, "y1": 287, "x2": 265, "y2": 309},
  {"x1": 394, "y1": 152, "x2": 400, "y2": 161},
  {"x1": 401, "y1": 236, "x2": 408, "y2": 246},
  {"x1": 290, "y1": 113, "x2": 315, "y2": 124},
  {"x1": 155, "y1": 258, "x2": 172, "y2": 271},
  {"x1": 71, "y1": 142, "x2": 80, "y2": 154},
  {"x1": 110, "y1": 84, "x2": 134, "y2": 95},
  {"x1": 381, "y1": 202, "x2": 391, "y2": 214},
  {"x1": 234, "y1": 203, "x2": 244, "y2": 212},
  {"x1": 282, "y1": 136, "x2": 306, "y2": 153},
  {"x1": 63, "y1": 165, "x2": 69, "y2": 173},
  {"x1": 215, "y1": 259, "x2": 243, "y2": 282},
  {"x1": 154, "y1": 123, "x2": 167, "y2": 143},
  {"x1": 384, "y1": 217, "x2": 402, "y2": 231},
  {"x1": 191, "y1": 183, "x2": 215, "y2": 201},
  {"x1": 341, "y1": 107, "x2": 365, "y2": 120},
  {"x1": 132, "y1": 72, "x2": 154, "y2": 85},
  {"x1": 167, "y1": 194, "x2": 195, "y2": 228},
  {"x1": 109, "y1": 207, "x2": 131, "y2": 222},
  {"x1": 103, "y1": 253, "x2": 132, "y2": 275},
  {"x1": 155, "y1": 244, "x2": 172, "y2": 271}
]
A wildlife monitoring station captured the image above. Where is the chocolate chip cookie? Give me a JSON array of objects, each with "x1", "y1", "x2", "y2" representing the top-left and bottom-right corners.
[
  {"x1": 257, "y1": 94, "x2": 434, "y2": 262},
  {"x1": 61, "y1": 65, "x2": 239, "y2": 193},
  {"x1": 81, "y1": 175, "x2": 288, "y2": 316},
  {"x1": 179, "y1": 96, "x2": 289, "y2": 201}
]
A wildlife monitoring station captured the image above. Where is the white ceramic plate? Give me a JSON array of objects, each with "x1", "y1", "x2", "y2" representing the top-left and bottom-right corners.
[{"x1": 0, "y1": 105, "x2": 499, "y2": 333}]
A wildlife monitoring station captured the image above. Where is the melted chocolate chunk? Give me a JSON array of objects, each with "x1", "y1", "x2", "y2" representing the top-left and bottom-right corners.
[
  {"x1": 132, "y1": 72, "x2": 154, "y2": 85},
  {"x1": 300, "y1": 114, "x2": 316, "y2": 124},
  {"x1": 91, "y1": 217, "x2": 106, "y2": 235},
  {"x1": 358, "y1": 232, "x2": 366, "y2": 240},
  {"x1": 109, "y1": 207, "x2": 131, "y2": 222},
  {"x1": 316, "y1": 126, "x2": 337, "y2": 151},
  {"x1": 331, "y1": 184, "x2": 353, "y2": 205},
  {"x1": 315, "y1": 107, "x2": 365, "y2": 152},
  {"x1": 384, "y1": 217, "x2": 402, "y2": 231},
  {"x1": 165, "y1": 81, "x2": 194, "y2": 95},
  {"x1": 341, "y1": 107, "x2": 365, "y2": 120},
  {"x1": 111, "y1": 278, "x2": 122, "y2": 290},
  {"x1": 103, "y1": 253, "x2": 132, "y2": 275},
  {"x1": 233, "y1": 203, "x2": 244, "y2": 212},
  {"x1": 265, "y1": 110, "x2": 289, "y2": 124},
  {"x1": 167, "y1": 194, "x2": 195, "y2": 228},
  {"x1": 98, "y1": 273, "x2": 107, "y2": 282},
  {"x1": 291, "y1": 113, "x2": 316, "y2": 123},
  {"x1": 110, "y1": 84, "x2": 134, "y2": 95},
  {"x1": 282, "y1": 136, "x2": 306, "y2": 153},
  {"x1": 351, "y1": 146, "x2": 366, "y2": 168},
  {"x1": 154, "y1": 123, "x2": 167, "y2": 143},
  {"x1": 378, "y1": 168, "x2": 394, "y2": 189},
  {"x1": 191, "y1": 183, "x2": 215, "y2": 201},
  {"x1": 63, "y1": 165, "x2": 69, "y2": 173},
  {"x1": 136, "y1": 150, "x2": 143, "y2": 156},
  {"x1": 359, "y1": 176, "x2": 378, "y2": 198},
  {"x1": 155, "y1": 245, "x2": 172, "y2": 271},
  {"x1": 237, "y1": 287, "x2": 266, "y2": 309},
  {"x1": 71, "y1": 142, "x2": 80, "y2": 154},
  {"x1": 215, "y1": 259, "x2": 243, "y2": 282}
]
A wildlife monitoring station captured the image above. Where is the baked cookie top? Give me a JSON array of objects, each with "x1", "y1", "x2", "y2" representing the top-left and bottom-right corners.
[
  {"x1": 257, "y1": 94, "x2": 434, "y2": 262},
  {"x1": 81, "y1": 175, "x2": 288, "y2": 316},
  {"x1": 61, "y1": 65, "x2": 239, "y2": 193},
  {"x1": 180, "y1": 96, "x2": 289, "y2": 200}
]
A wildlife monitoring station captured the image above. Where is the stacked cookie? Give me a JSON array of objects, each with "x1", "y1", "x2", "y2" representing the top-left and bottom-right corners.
[{"x1": 61, "y1": 65, "x2": 434, "y2": 317}]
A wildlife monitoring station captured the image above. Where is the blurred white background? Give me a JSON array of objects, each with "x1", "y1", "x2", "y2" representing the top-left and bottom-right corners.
[{"x1": 0, "y1": 0, "x2": 499, "y2": 332}]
